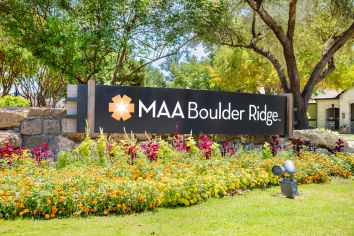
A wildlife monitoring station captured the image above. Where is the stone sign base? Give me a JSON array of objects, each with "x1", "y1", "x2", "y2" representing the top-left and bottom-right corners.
[{"x1": 0, "y1": 107, "x2": 271, "y2": 155}]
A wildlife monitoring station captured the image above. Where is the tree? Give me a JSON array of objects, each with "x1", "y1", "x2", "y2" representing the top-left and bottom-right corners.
[
  {"x1": 0, "y1": 28, "x2": 33, "y2": 96},
  {"x1": 16, "y1": 66, "x2": 66, "y2": 107},
  {"x1": 0, "y1": 0, "x2": 197, "y2": 85},
  {"x1": 143, "y1": 66, "x2": 168, "y2": 88},
  {"x1": 208, "y1": 46, "x2": 279, "y2": 93},
  {"x1": 182, "y1": 0, "x2": 354, "y2": 129},
  {"x1": 167, "y1": 57, "x2": 211, "y2": 90}
]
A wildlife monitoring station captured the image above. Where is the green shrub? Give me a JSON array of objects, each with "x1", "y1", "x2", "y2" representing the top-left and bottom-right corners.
[{"x1": 0, "y1": 95, "x2": 30, "y2": 107}]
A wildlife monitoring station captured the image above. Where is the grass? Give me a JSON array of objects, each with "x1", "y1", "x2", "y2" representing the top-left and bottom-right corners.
[
  {"x1": 342, "y1": 135, "x2": 354, "y2": 140},
  {"x1": 1, "y1": 178, "x2": 353, "y2": 236}
]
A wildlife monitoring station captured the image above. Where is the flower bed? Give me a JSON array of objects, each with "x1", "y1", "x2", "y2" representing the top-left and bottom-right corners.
[{"x1": 0, "y1": 133, "x2": 353, "y2": 219}]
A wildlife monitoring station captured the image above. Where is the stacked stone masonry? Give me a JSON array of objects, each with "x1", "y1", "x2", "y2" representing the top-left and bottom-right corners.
[
  {"x1": 0, "y1": 107, "x2": 270, "y2": 155},
  {"x1": 0, "y1": 107, "x2": 75, "y2": 155}
]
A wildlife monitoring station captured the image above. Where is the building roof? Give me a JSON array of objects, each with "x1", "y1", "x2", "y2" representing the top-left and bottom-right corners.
[
  {"x1": 313, "y1": 89, "x2": 343, "y2": 100},
  {"x1": 308, "y1": 89, "x2": 344, "y2": 104}
]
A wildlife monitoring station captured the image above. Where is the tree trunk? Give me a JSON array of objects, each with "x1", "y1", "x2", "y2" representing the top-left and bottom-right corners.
[{"x1": 294, "y1": 98, "x2": 309, "y2": 130}]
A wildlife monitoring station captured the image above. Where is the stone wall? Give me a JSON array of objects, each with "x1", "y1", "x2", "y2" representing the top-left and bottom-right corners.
[
  {"x1": 0, "y1": 107, "x2": 271, "y2": 155},
  {"x1": 339, "y1": 88, "x2": 354, "y2": 133},
  {"x1": 0, "y1": 107, "x2": 75, "y2": 155},
  {"x1": 316, "y1": 99, "x2": 340, "y2": 129}
]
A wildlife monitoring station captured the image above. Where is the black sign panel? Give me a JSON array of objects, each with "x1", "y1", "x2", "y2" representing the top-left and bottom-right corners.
[{"x1": 76, "y1": 85, "x2": 288, "y2": 135}]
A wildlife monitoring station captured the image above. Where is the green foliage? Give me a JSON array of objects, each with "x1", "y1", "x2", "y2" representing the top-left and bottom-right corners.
[
  {"x1": 262, "y1": 142, "x2": 272, "y2": 159},
  {"x1": 185, "y1": 136, "x2": 201, "y2": 156},
  {"x1": 208, "y1": 47, "x2": 279, "y2": 93},
  {"x1": 169, "y1": 57, "x2": 211, "y2": 90},
  {"x1": 143, "y1": 66, "x2": 167, "y2": 88},
  {"x1": 0, "y1": 95, "x2": 30, "y2": 107},
  {"x1": 179, "y1": 0, "x2": 353, "y2": 92},
  {"x1": 0, "y1": 0, "x2": 194, "y2": 85},
  {"x1": 156, "y1": 139, "x2": 175, "y2": 160}
]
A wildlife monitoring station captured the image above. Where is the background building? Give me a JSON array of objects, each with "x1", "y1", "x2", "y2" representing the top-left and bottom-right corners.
[{"x1": 307, "y1": 88, "x2": 354, "y2": 133}]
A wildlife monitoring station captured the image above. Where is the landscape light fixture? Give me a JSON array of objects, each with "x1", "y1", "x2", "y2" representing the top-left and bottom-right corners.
[{"x1": 272, "y1": 160, "x2": 298, "y2": 198}]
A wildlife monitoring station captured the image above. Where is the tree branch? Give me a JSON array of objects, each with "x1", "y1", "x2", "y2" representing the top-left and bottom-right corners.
[
  {"x1": 249, "y1": 10, "x2": 289, "y2": 92},
  {"x1": 116, "y1": 35, "x2": 198, "y2": 85},
  {"x1": 287, "y1": 0, "x2": 297, "y2": 40},
  {"x1": 245, "y1": 0, "x2": 288, "y2": 46},
  {"x1": 220, "y1": 42, "x2": 250, "y2": 48},
  {"x1": 302, "y1": 22, "x2": 354, "y2": 102},
  {"x1": 250, "y1": 43, "x2": 290, "y2": 92}
]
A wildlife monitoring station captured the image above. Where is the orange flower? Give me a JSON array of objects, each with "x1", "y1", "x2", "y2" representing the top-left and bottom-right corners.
[
  {"x1": 46, "y1": 199, "x2": 51, "y2": 205},
  {"x1": 139, "y1": 195, "x2": 145, "y2": 201},
  {"x1": 116, "y1": 190, "x2": 123, "y2": 195},
  {"x1": 45, "y1": 214, "x2": 50, "y2": 219}
]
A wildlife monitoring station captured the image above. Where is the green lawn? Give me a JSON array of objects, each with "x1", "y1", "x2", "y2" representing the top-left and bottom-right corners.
[{"x1": 1, "y1": 178, "x2": 353, "y2": 236}]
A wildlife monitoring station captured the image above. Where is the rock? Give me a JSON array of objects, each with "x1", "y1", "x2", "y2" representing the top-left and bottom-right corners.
[
  {"x1": 62, "y1": 132, "x2": 86, "y2": 142},
  {"x1": 49, "y1": 135, "x2": 75, "y2": 156},
  {"x1": 21, "y1": 118, "x2": 42, "y2": 135},
  {"x1": 24, "y1": 135, "x2": 51, "y2": 148},
  {"x1": 292, "y1": 129, "x2": 348, "y2": 150},
  {"x1": 0, "y1": 108, "x2": 29, "y2": 129},
  {"x1": 106, "y1": 133, "x2": 126, "y2": 142},
  {"x1": 43, "y1": 119, "x2": 61, "y2": 135},
  {"x1": 315, "y1": 148, "x2": 329, "y2": 154},
  {"x1": 28, "y1": 107, "x2": 51, "y2": 117},
  {"x1": 0, "y1": 130, "x2": 22, "y2": 147},
  {"x1": 28, "y1": 108, "x2": 66, "y2": 118},
  {"x1": 244, "y1": 143, "x2": 257, "y2": 150},
  {"x1": 251, "y1": 135, "x2": 267, "y2": 144},
  {"x1": 347, "y1": 147, "x2": 354, "y2": 153},
  {"x1": 50, "y1": 109, "x2": 66, "y2": 118}
]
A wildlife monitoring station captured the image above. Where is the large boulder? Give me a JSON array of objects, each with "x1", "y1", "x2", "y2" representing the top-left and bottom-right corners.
[
  {"x1": 28, "y1": 108, "x2": 66, "y2": 118},
  {"x1": 43, "y1": 119, "x2": 61, "y2": 135},
  {"x1": 0, "y1": 130, "x2": 22, "y2": 147},
  {"x1": 0, "y1": 108, "x2": 29, "y2": 129},
  {"x1": 23, "y1": 135, "x2": 51, "y2": 149},
  {"x1": 62, "y1": 132, "x2": 85, "y2": 142},
  {"x1": 292, "y1": 129, "x2": 348, "y2": 150},
  {"x1": 21, "y1": 118, "x2": 42, "y2": 135}
]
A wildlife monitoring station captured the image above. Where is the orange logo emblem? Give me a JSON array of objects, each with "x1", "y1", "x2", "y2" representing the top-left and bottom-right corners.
[{"x1": 108, "y1": 95, "x2": 135, "y2": 121}]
